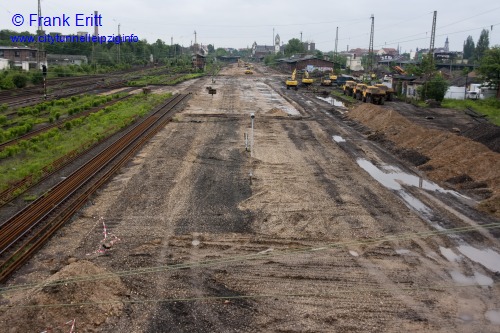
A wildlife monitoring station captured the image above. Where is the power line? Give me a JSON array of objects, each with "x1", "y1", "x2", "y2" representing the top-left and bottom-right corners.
[
  {"x1": 2, "y1": 222, "x2": 499, "y2": 295},
  {"x1": 1, "y1": 281, "x2": 497, "y2": 310}
]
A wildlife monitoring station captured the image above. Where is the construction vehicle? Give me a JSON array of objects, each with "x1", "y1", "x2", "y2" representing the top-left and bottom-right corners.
[
  {"x1": 374, "y1": 83, "x2": 394, "y2": 101},
  {"x1": 245, "y1": 69, "x2": 253, "y2": 74},
  {"x1": 361, "y1": 85, "x2": 385, "y2": 105},
  {"x1": 301, "y1": 70, "x2": 314, "y2": 86},
  {"x1": 320, "y1": 75, "x2": 332, "y2": 86},
  {"x1": 353, "y1": 83, "x2": 368, "y2": 100},
  {"x1": 393, "y1": 65, "x2": 406, "y2": 75},
  {"x1": 329, "y1": 69, "x2": 337, "y2": 81},
  {"x1": 343, "y1": 80, "x2": 357, "y2": 97},
  {"x1": 286, "y1": 69, "x2": 298, "y2": 90}
]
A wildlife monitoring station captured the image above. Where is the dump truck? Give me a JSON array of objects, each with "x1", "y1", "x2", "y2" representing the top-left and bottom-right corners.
[
  {"x1": 374, "y1": 84, "x2": 394, "y2": 101},
  {"x1": 343, "y1": 80, "x2": 357, "y2": 97},
  {"x1": 353, "y1": 83, "x2": 368, "y2": 100},
  {"x1": 286, "y1": 69, "x2": 298, "y2": 90},
  {"x1": 362, "y1": 85, "x2": 385, "y2": 105}
]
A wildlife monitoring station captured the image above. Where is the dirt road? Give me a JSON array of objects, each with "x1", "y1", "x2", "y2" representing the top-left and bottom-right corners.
[{"x1": 1, "y1": 63, "x2": 500, "y2": 332}]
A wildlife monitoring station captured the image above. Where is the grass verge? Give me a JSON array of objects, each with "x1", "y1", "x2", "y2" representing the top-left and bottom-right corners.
[{"x1": 0, "y1": 93, "x2": 172, "y2": 193}]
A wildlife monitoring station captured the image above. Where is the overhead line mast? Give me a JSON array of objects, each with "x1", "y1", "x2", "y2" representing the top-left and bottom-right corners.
[
  {"x1": 429, "y1": 11, "x2": 437, "y2": 54},
  {"x1": 368, "y1": 14, "x2": 374, "y2": 72}
]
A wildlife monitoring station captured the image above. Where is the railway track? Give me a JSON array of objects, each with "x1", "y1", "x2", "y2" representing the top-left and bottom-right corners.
[
  {"x1": 0, "y1": 68, "x2": 148, "y2": 108},
  {"x1": 0, "y1": 93, "x2": 191, "y2": 283}
]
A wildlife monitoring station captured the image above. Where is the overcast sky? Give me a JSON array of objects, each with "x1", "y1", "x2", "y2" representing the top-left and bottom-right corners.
[{"x1": 2, "y1": 0, "x2": 500, "y2": 53}]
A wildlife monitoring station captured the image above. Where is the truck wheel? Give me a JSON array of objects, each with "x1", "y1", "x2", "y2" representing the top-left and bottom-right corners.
[
  {"x1": 287, "y1": 86, "x2": 290, "y2": 90},
  {"x1": 379, "y1": 98, "x2": 384, "y2": 105},
  {"x1": 366, "y1": 96, "x2": 371, "y2": 103}
]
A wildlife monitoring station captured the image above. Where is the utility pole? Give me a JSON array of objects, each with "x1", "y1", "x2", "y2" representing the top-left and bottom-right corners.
[
  {"x1": 334, "y1": 27, "x2": 339, "y2": 70},
  {"x1": 117, "y1": 24, "x2": 121, "y2": 64},
  {"x1": 429, "y1": 11, "x2": 437, "y2": 55},
  {"x1": 273, "y1": 28, "x2": 275, "y2": 48},
  {"x1": 300, "y1": 31, "x2": 303, "y2": 43},
  {"x1": 36, "y1": 0, "x2": 43, "y2": 69},
  {"x1": 368, "y1": 14, "x2": 374, "y2": 72}
]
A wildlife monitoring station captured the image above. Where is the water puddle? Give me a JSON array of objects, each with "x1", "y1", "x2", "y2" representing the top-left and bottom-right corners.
[
  {"x1": 356, "y1": 158, "x2": 468, "y2": 230},
  {"x1": 395, "y1": 249, "x2": 411, "y2": 255},
  {"x1": 316, "y1": 96, "x2": 346, "y2": 107},
  {"x1": 485, "y1": 310, "x2": 500, "y2": 325},
  {"x1": 349, "y1": 250, "x2": 359, "y2": 257},
  {"x1": 449, "y1": 270, "x2": 493, "y2": 286},
  {"x1": 439, "y1": 246, "x2": 462, "y2": 262},
  {"x1": 357, "y1": 159, "x2": 467, "y2": 198},
  {"x1": 332, "y1": 135, "x2": 346, "y2": 143},
  {"x1": 459, "y1": 313, "x2": 474, "y2": 322},
  {"x1": 457, "y1": 245, "x2": 500, "y2": 273}
]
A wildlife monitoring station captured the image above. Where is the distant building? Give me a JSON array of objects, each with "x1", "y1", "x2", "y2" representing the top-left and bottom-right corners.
[
  {"x1": 192, "y1": 52, "x2": 206, "y2": 70},
  {"x1": 276, "y1": 55, "x2": 334, "y2": 73},
  {"x1": 0, "y1": 46, "x2": 46, "y2": 71},
  {"x1": 46, "y1": 54, "x2": 88, "y2": 66},
  {"x1": 251, "y1": 42, "x2": 274, "y2": 60},
  {"x1": 252, "y1": 34, "x2": 282, "y2": 60},
  {"x1": 377, "y1": 47, "x2": 399, "y2": 60},
  {"x1": 303, "y1": 41, "x2": 315, "y2": 52}
]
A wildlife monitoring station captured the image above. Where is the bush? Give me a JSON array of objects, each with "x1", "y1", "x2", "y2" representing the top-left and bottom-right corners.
[
  {"x1": 31, "y1": 71, "x2": 43, "y2": 85},
  {"x1": 417, "y1": 75, "x2": 449, "y2": 102},
  {"x1": 12, "y1": 74, "x2": 28, "y2": 88},
  {"x1": 0, "y1": 76, "x2": 15, "y2": 89}
]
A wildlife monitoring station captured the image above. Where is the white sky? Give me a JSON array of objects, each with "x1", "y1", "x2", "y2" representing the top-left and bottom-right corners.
[{"x1": 1, "y1": 0, "x2": 500, "y2": 52}]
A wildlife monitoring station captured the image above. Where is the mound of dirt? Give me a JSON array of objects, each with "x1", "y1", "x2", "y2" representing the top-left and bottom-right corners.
[
  {"x1": 348, "y1": 103, "x2": 500, "y2": 217},
  {"x1": 1, "y1": 260, "x2": 126, "y2": 333},
  {"x1": 266, "y1": 108, "x2": 289, "y2": 117},
  {"x1": 461, "y1": 122, "x2": 500, "y2": 153}
]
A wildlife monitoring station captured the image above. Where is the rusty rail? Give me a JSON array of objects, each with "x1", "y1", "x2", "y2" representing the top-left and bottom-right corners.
[{"x1": 0, "y1": 93, "x2": 190, "y2": 282}]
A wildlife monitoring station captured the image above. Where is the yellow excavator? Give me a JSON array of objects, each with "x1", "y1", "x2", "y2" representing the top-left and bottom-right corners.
[
  {"x1": 301, "y1": 70, "x2": 314, "y2": 86},
  {"x1": 286, "y1": 69, "x2": 298, "y2": 90},
  {"x1": 329, "y1": 68, "x2": 337, "y2": 81}
]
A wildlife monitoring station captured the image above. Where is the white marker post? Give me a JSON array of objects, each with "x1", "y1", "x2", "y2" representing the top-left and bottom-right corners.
[{"x1": 250, "y1": 113, "x2": 255, "y2": 158}]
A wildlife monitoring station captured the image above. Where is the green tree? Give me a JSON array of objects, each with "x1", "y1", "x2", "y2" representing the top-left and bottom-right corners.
[
  {"x1": 417, "y1": 74, "x2": 448, "y2": 102},
  {"x1": 463, "y1": 35, "x2": 475, "y2": 60},
  {"x1": 215, "y1": 48, "x2": 228, "y2": 57},
  {"x1": 207, "y1": 44, "x2": 215, "y2": 53},
  {"x1": 474, "y1": 29, "x2": 489, "y2": 62},
  {"x1": 477, "y1": 46, "x2": 500, "y2": 98},
  {"x1": 284, "y1": 38, "x2": 305, "y2": 56}
]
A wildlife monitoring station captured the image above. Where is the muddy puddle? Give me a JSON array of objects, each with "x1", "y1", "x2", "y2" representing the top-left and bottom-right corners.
[
  {"x1": 332, "y1": 135, "x2": 346, "y2": 143},
  {"x1": 357, "y1": 158, "x2": 500, "y2": 275},
  {"x1": 316, "y1": 96, "x2": 346, "y2": 107}
]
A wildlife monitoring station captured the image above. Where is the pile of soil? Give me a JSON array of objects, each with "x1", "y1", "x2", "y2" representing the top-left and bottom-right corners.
[
  {"x1": 266, "y1": 108, "x2": 289, "y2": 117},
  {"x1": 347, "y1": 103, "x2": 500, "y2": 217},
  {"x1": 461, "y1": 122, "x2": 500, "y2": 153},
  {"x1": 2, "y1": 260, "x2": 126, "y2": 333}
]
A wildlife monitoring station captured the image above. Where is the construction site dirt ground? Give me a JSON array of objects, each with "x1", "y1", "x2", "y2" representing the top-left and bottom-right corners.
[{"x1": 1, "y1": 63, "x2": 500, "y2": 332}]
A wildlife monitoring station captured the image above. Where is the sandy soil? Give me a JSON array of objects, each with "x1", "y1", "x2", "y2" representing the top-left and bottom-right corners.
[{"x1": 1, "y1": 63, "x2": 500, "y2": 333}]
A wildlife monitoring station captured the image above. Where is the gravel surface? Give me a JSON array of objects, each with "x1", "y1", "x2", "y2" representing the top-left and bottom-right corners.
[{"x1": 1, "y1": 64, "x2": 500, "y2": 333}]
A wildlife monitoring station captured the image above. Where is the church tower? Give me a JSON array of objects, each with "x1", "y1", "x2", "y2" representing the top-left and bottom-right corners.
[
  {"x1": 275, "y1": 34, "x2": 280, "y2": 54},
  {"x1": 444, "y1": 37, "x2": 449, "y2": 52}
]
